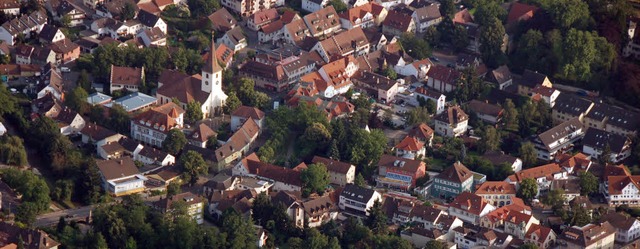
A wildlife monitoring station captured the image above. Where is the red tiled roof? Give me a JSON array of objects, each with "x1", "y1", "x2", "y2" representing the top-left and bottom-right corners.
[
  {"x1": 110, "y1": 65, "x2": 143, "y2": 86},
  {"x1": 133, "y1": 102, "x2": 185, "y2": 133},
  {"x1": 507, "y1": 2, "x2": 538, "y2": 25},
  {"x1": 437, "y1": 161, "x2": 473, "y2": 184},
  {"x1": 395, "y1": 136, "x2": 424, "y2": 151},
  {"x1": 408, "y1": 123, "x2": 434, "y2": 141},
  {"x1": 449, "y1": 192, "x2": 490, "y2": 215},
  {"x1": 454, "y1": 9, "x2": 474, "y2": 24},
  {"x1": 312, "y1": 156, "x2": 354, "y2": 174},
  {"x1": 507, "y1": 163, "x2": 562, "y2": 182},
  {"x1": 608, "y1": 175, "x2": 640, "y2": 195},
  {"x1": 243, "y1": 155, "x2": 303, "y2": 187},
  {"x1": 475, "y1": 181, "x2": 516, "y2": 195},
  {"x1": 231, "y1": 105, "x2": 265, "y2": 120},
  {"x1": 526, "y1": 223, "x2": 554, "y2": 244},
  {"x1": 157, "y1": 70, "x2": 210, "y2": 104},
  {"x1": 251, "y1": 8, "x2": 279, "y2": 25},
  {"x1": 427, "y1": 64, "x2": 460, "y2": 84},
  {"x1": 383, "y1": 9, "x2": 413, "y2": 31}
]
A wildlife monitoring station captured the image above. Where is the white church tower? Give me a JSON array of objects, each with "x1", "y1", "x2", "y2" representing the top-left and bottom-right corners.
[{"x1": 201, "y1": 33, "x2": 228, "y2": 114}]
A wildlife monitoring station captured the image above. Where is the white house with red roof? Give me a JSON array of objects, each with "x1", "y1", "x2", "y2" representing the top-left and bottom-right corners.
[
  {"x1": 230, "y1": 105, "x2": 266, "y2": 132},
  {"x1": 130, "y1": 102, "x2": 185, "y2": 147},
  {"x1": 300, "y1": 56, "x2": 358, "y2": 98},
  {"x1": 506, "y1": 163, "x2": 567, "y2": 197},
  {"x1": 338, "y1": 2, "x2": 388, "y2": 29},
  {"x1": 394, "y1": 136, "x2": 425, "y2": 159},
  {"x1": 448, "y1": 192, "x2": 496, "y2": 224},
  {"x1": 311, "y1": 156, "x2": 356, "y2": 186},
  {"x1": 474, "y1": 181, "x2": 516, "y2": 207},
  {"x1": 480, "y1": 203, "x2": 539, "y2": 239},
  {"x1": 525, "y1": 223, "x2": 556, "y2": 249},
  {"x1": 377, "y1": 154, "x2": 426, "y2": 190},
  {"x1": 426, "y1": 64, "x2": 461, "y2": 93},
  {"x1": 247, "y1": 8, "x2": 279, "y2": 31}
]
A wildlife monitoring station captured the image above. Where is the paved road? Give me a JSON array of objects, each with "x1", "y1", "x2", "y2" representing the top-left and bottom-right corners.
[{"x1": 35, "y1": 204, "x2": 98, "y2": 227}]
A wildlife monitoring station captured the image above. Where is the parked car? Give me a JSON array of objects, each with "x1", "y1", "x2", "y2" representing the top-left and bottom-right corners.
[{"x1": 61, "y1": 67, "x2": 71, "y2": 73}]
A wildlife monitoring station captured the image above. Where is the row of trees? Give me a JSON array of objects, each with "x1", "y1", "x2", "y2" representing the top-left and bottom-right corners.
[
  {"x1": 0, "y1": 168, "x2": 51, "y2": 225},
  {"x1": 0, "y1": 135, "x2": 27, "y2": 166}
]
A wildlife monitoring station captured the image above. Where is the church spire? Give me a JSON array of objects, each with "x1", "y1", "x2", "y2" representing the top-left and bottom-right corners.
[{"x1": 203, "y1": 32, "x2": 222, "y2": 74}]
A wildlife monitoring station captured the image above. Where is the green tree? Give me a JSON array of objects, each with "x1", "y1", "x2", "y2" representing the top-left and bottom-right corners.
[
  {"x1": 167, "y1": 181, "x2": 182, "y2": 197},
  {"x1": 560, "y1": 29, "x2": 597, "y2": 82},
  {"x1": 424, "y1": 26, "x2": 441, "y2": 46},
  {"x1": 300, "y1": 122, "x2": 332, "y2": 158},
  {"x1": 599, "y1": 143, "x2": 612, "y2": 165},
  {"x1": 512, "y1": 30, "x2": 545, "y2": 72},
  {"x1": 473, "y1": 0, "x2": 507, "y2": 26},
  {"x1": 65, "y1": 86, "x2": 89, "y2": 114},
  {"x1": 301, "y1": 163, "x2": 330, "y2": 196},
  {"x1": 479, "y1": 17, "x2": 507, "y2": 68},
  {"x1": 355, "y1": 173, "x2": 367, "y2": 187},
  {"x1": 367, "y1": 200, "x2": 387, "y2": 234},
  {"x1": 0, "y1": 135, "x2": 28, "y2": 166},
  {"x1": 382, "y1": 66, "x2": 398, "y2": 80},
  {"x1": 206, "y1": 135, "x2": 218, "y2": 150},
  {"x1": 80, "y1": 159, "x2": 104, "y2": 204},
  {"x1": 162, "y1": 129, "x2": 187, "y2": 155},
  {"x1": 221, "y1": 210, "x2": 258, "y2": 249},
  {"x1": 579, "y1": 171, "x2": 598, "y2": 195},
  {"x1": 107, "y1": 104, "x2": 131, "y2": 134},
  {"x1": 519, "y1": 243, "x2": 540, "y2": 249},
  {"x1": 478, "y1": 126, "x2": 501, "y2": 153},
  {"x1": 187, "y1": 0, "x2": 220, "y2": 17},
  {"x1": 327, "y1": 139, "x2": 340, "y2": 159},
  {"x1": 547, "y1": 0, "x2": 590, "y2": 29},
  {"x1": 425, "y1": 240, "x2": 448, "y2": 249},
  {"x1": 15, "y1": 202, "x2": 38, "y2": 226},
  {"x1": 517, "y1": 178, "x2": 538, "y2": 203},
  {"x1": 450, "y1": 25, "x2": 470, "y2": 52},
  {"x1": 185, "y1": 101, "x2": 203, "y2": 124},
  {"x1": 53, "y1": 179, "x2": 73, "y2": 202},
  {"x1": 121, "y1": 1, "x2": 136, "y2": 20},
  {"x1": 439, "y1": 0, "x2": 456, "y2": 17},
  {"x1": 77, "y1": 69, "x2": 92, "y2": 91},
  {"x1": 571, "y1": 206, "x2": 592, "y2": 226},
  {"x1": 519, "y1": 142, "x2": 537, "y2": 168},
  {"x1": 224, "y1": 91, "x2": 242, "y2": 114},
  {"x1": 179, "y1": 151, "x2": 208, "y2": 185},
  {"x1": 61, "y1": 14, "x2": 71, "y2": 27},
  {"x1": 399, "y1": 33, "x2": 431, "y2": 59},
  {"x1": 542, "y1": 188, "x2": 566, "y2": 209},
  {"x1": 330, "y1": 0, "x2": 347, "y2": 12},
  {"x1": 406, "y1": 106, "x2": 431, "y2": 126},
  {"x1": 503, "y1": 99, "x2": 519, "y2": 131}
]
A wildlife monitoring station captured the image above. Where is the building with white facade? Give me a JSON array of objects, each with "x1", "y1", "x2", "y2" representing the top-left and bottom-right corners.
[
  {"x1": 532, "y1": 117, "x2": 585, "y2": 161},
  {"x1": 0, "y1": 10, "x2": 48, "y2": 45},
  {"x1": 152, "y1": 192, "x2": 204, "y2": 224},
  {"x1": 582, "y1": 128, "x2": 632, "y2": 164},
  {"x1": 339, "y1": 184, "x2": 382, "y2": 217},
  {"x1": 97, "y1": 157, "x2": 147, "y2": 196},
  {"x1": 506, "y1": 163, "x2": 567, "y2": 197},
  {"x1": 434, "y1": 105, "x2": 468, "y2": 137},
  {"x1": 130, "y1": 102, "x2": 185, "y2": 147},
  {"x1": 311, "y1": 156, "x2": 356, "y2": 186},
  {"x1": 448, "y1": 192, "x2": 496, "y2": 224},
  {"x1": 599, "y1": 211, "x2": 640, "y2": 244}
]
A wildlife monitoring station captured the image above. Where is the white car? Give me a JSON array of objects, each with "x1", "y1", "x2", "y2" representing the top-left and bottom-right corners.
[{"x1": 61, "y1": 67, "x2": 71, "y2": 73}]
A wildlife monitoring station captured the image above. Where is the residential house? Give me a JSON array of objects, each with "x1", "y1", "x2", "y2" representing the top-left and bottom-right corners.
[
  {"x1": 584, "y1": 102, "x2": 640, "y2": 137},
  {"x1": 483, "y1": 151, "x2": 522, "y2": 173},
  {"x1": 412, "y1": 4, "x2": 442, "y2": 33},
  {"x1": 0, "y1": 10, "x2": 47, "y2": 45},
  {"x1": 396, "y1": 58, "x2": 433, "y2": 80},
  {"x1": 525, "y1": 224, "x2": 556, "y2": 249},
  {"x1": 235, "y1": 177, "x2": 273, "y2": 195},
  {"x1": 203, "y1": 173, "x2": 239, "y2": 195},
  {"x1": 475, "y1": 181, "x2": 517, "y2": 207},
  {"x1": 434, "y1": 105, "x2": 468, "y2": 137},
  {"x1": 468, "y1": 99, "x2": 504, "y2": 125},
  {"x1": 363, "y1": 28, "x2": 390, "y2": 52},
  {"x1": 394, "y1": 136, "x2": 426, "y2": 160},
  {"x1": 0, "y1": 222, "x2": 60, "y2": 249},
  {"x1": 532, "y1": 117, "x2": 585, "y2": 161},
  {"x1": 55, "y1": 0, "x2": 86, "y2": 27},
  {"x1": 14, "y1": 45, "x2": 34, "y2": 65},
  {"x1": 248, "y1": 8, "x2": 279, "y2": 31},
  {"x1": 624, "y1": 17, "x2": 640, "y2": 59},
  {"x1": 582, "y1": 128, "x2": 632, "y2": 163},
  {"x1": 283, "y1": 18, "x2": 311, "y2": 46},
  {"x1": 517, "y1": 69, "x2": 552, "y2": 96},
  {"x1": 95, "y1": 0, "x2": 138, "y2": 20},
  {"x1": 187, "y1": 123, "x2": 217, "y2": 148},
  {"x1": 208, "y1": 8, "x2": 237, "y2": 33},
  {"x1": 485, "y1": 65, "x2": 513, "y2": 90},
  {"x1": 426, "y1": 64, "x2": 461, "y2": 93},
  {"x1": 555, "y1": 153, "x2": 591, "y2": 175},
  {"x1": 377, "y1": 154, "x2": 426, "y2": 190},
  {"x1": 339, "y1": 2, "x2": 388, "y2": 29},
  {"x1": 480, "y1": 204, "x2": 539, "y2": 239},
  {"x1": 137, "y1": 9, "x2": 167, "y2": 34},
  {"x1": 506, "y1": 163, "x2": 566, "y2": 196},
  {"x1": 230, "y1": 106, "x2": 265, "y2": 132},
  {"x1": 299, "y1": 55, "x2": 358, "y2": 98},
  {"x1": 0, "y1": 0, "x2": 19, "y2": 16},
  {"x1": 383, "y1": 196, "x2": 424, "y2": 225},
  {"x1": 606, "y1": 174, "x2": 640, "y2": 207},
  {"x1": 303, "y1": 193, "x2": 339, "y2": 227},
  {"x1": 530, "y1": 85, "x2": 561, "y2": 107},
  {"x1": 220, "y1": 0, "x2": 284, "y2": 17},
  {"x1": 311, "y1": 156, "x2": 356, "y2": 186},
  {"x1": 599, "y1": 211, "x2": 640, "y2": 244},
  {"x1": 338, "y1": 183, "x2": 382, "y2": 217},
  {"x1": 257, "y1": 20, "x2": 284, "y2": 44},
  {"x1": 217, "y1": 26, "x2": 247, "y2": 52},
  {"x1": 312, "y1": 26, "x2": 369, "y2": 62},
  {"x1": 352, "y1": 71, "x2": 398, "y2": 104},
  {"x1": 156, "y1": 39, "x2": 227, "y2": 117},
  {"x1": 233, "y1": 153, "x2": 303, "y2": 192},
  {"x1": 382, "y1": 9, "x2": 415, "y2": 36},
  {"x1": 152, "y1": 192, "x2": 204, "y2": 224},
  {"x1": 408, "y1": 123, "x2": 434, "y2": 147},
  {"x1": 239, "y1": 60, "x2": 288, "y2": 92},
  {"x1": 37, "y1": 66, "x2": 64, "y2": 100},
  {"x1": 506, "y1": 2, "x2": 538, "y2": 32},
  {"x1": 137, "y1": 27, "x2": 166, "y2": 47},
  {"x1": 303, "y1": 6, "x2": 341, "y2": 38},
  {"x1": 550, "y1": 178, "x2": 581, "y2": 202},
  {"x1": 54, "y1": 107, "x2": 86, "y2": 136},
  {"x1": 559, "y1": 222, "x2": 616, "y2": 249},
  {"x1": 270, "y1": 191, "x2": 305, "y2": 228},
  {"x1": 109, "y1": 65, "x2": 144, "y2": 94},
  {"x1": 130, "y1": 102, "x2": 185, "y2": 147},
  {"x1": 431, "y1": 161, "x2": 474, "y2": 199},
  {"x1": 207, "y1": 189, "x2": 256, "y2": 218},
  {"x1": 80, "y1": 123, "x2": 123, "y2": 147},
  {"x1": 136, "y1": 146, "x2": 175, "y2": 166},
  {"x1": 448, "y1": 192, "x2": 496, "y2": 224},
  {"x1": 50, "y1": 38, "x2": 80, "y2": 64},
  {"x1": 32, "y1": 93, "x2": 62, "y2": 118},
  {"x1": 552, "y1": 93, "x2": 594, "y2": 125},
  {"x1": 211, "y1": 118, "x2": 260, "y2": 172},
  {"x1": 38, "y1": 24, "x2": 65, "y2": 44},
  {"x1": 414, "y1": 86, "x2": 446, "y2": 114},
  {"x1": 302, "y1": 0, "x2": 328, "y2": 13},
  {"x1": 97, "y1": 157, "x2": 147, "y2": 196}
]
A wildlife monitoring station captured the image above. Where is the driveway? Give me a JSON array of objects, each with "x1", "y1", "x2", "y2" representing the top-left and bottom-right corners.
[{"x1": 431, "y1": 49, "x2": 458, "y2": 66}]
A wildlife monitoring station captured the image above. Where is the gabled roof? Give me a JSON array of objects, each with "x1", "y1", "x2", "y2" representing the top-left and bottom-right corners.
[
  {"x1": 552, "y1": 93, "x2": 593, "y2": 116},
  {"x1": 153, "y1": 192, "x2": 202, "y2": 211},
  {"x1": 38, "y1": 24, "x2": 61, "y2": 42},
  {"x1": 383, "y1": 9, "x2": 413, "y2": 31},
  {"x1": 340, "y1": 183, "x2": 377, "y2": 203},
  {"x1": 0, "y1": 222, "x2": 60, "y2": 249},
  {"x1": 526, "y1": 224, "x2": 554, "y2": 244},
  {"x1": 507, "y1": 2, "x2": 538, "y2": 25},
  {"x1": 231, "y1": 106, "x2": 265, "y2": 120},
  {"x1": 394, "y1": 136, "x2": 424, "y2": 152},
  {"x1": 137, "y1": 9, "x2": 160, "y2": 27},
  {"x1": 537, "y1": 117, "x2": 584, "y2": 148},
  {"x1": 284, "y1": 18, "x2": 310, "y2": 45},
  {"x1": 223, "y1": 26, "x2": 246, "y2": 45},
  {"x1": 208, "y1": 7, "x2": 237, "y2": 32},
  {"x1": 434, "y1": 105, "x2": 468, "y2": 125},
  {"x1": 519, "y1": 69, "x2": 549, "y2": 88},
  {"x1": 608, "y1": 175, "x2": 640, "y2": 195},
  {"x1": 583, "y1": 128, "x2": 630, "y2": 153},
  {"x1": 189, "y1": 123, "x2": 217, "y2": 143},
  {"x1": 468, "y1": 99, "x2": 503, "y2": 117},
  {"x1": 599, "y1": 211, "x2": 640, "y2": 230},
  {"x1": 487, "y1": 65, "x2": 512, "y2": 85},
  {"x1": 54, "y1": 107, "x2": 80, "y2": 126},
  {"x1": 561, "y1": 222, "x2": 616, "y2": 247},
  {"x1": 408, "y1": 123, "x2": 434, "y2": 141},
  {"x1": 311, "y1": 156, "x2": 354, "y2": 174},
  {"x1": 453, "y1": 9, "x2": 474, "y2": 24},
  {"x1": 303, "y1": 194, "x2": 338, "y2": 216},
  {"x1": 241, "y1": 153, "x2": 302, "y2": 187},
  {"x1": 96, "y1": 156, "x2": 140, "y2": 180},
  {"x1": 250, "y1": 8, "x2": 279, "y2": 25},
  {"x1": 414, "y1": 4, "x2": 441, "y2": 22},
  {"x1": 585, "y1": 102, "x2": 640, "y2": 131},
  {"x1": 484, "y1": 204, "x2": 535, "y2": 224},
  {"x1": 110, "y1": 65, "x2": 143, "y2": 86},
  {"x1": 482, "y1": 151, "x2": 519, "y2": 166},
  {"x1": 81, "y1": 123, "x2": 118, "y2": 141},
  {"x1": 157, "y1": 70, "x2": 209, "y2": 104},
  {"x1": 133, "y1": 102, "x2": 185, "y2": 133},
  {"x1": 303, "y1": 6, "x2": 340, "y2": 37},
  {"x1": 378, "y1": 154, "x2": 426, "y2": 175},
  {"x1": 427, "y1": 64, "x2": 460, "y2": 84},
  {"x1": 449, "y1": 192, "x2": 491, "y2": 215},
  {"x1": 49, "y1": 38, "x2": 79, "y2": 54},
  {"x1": 475, "y1": 181, "x2": 516, "y2": 195},
  {"x1": 436, "y1": 161, "x2": 473, "y2": 183},
  {"x1": 507, "y1": 163, "x2": 562, "y2": 182},
  {"x1": 338, "y1": 2, "x2": 386, "y2": 25},
  {"x1": 318, "y1": 27, "x2": 369, "y2": 61}
]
